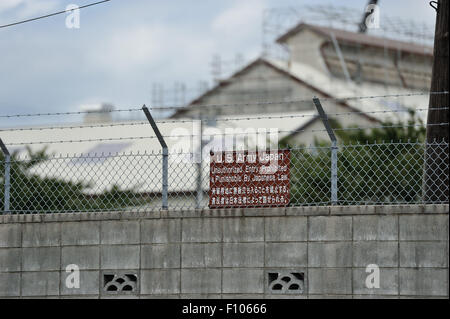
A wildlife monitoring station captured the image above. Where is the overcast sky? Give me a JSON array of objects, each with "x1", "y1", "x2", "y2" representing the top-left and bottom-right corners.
[{"x1": 0, "y1": 0, "x2": 437, "y2": 127}]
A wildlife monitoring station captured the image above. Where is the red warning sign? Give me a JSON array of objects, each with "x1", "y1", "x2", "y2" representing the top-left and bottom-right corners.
[{"x1": 209, "y1": 150, "x2": 290, "y2": 208}]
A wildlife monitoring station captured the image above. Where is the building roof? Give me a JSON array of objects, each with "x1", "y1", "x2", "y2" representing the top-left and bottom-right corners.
[
  {"x1": 276, "y1": 23, "x2": 433, "y2": 56},
  {"x1": 172, "y1": 57, "x2": 380, "y2": 123}
]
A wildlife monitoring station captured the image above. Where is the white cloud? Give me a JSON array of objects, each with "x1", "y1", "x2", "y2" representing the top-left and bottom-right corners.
[
  {"x1": 212, "y1": 0, "x2": 266, "y2": 36},
  {"x1": 0, "y1": 0, "x2": 24, "y2": 13},
  {"x1": 0, "y1": 0, "x2": 58, "y2": 19},
  {"x1": 86, "y1": 24, "x2": 214, "y2": 76},
  {"x1": 89, "y1": 25, "x2": 165, "y2": 71}
]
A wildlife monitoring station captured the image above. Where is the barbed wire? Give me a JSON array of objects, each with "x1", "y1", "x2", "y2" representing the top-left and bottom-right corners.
[
  {"x1": 6, "y1": 140, "x2": 449, "y2": 161},
  {"x1": 148, "y1": 91, "x2": 450, "y2": 111},
  {"x1": 0, "y1": 107, "x2": 447, "y2": 133},
  {"x1": 0, "y1": 91, "x2": 448, "y2": 119},
  {"x1": 3, "y1": 123, "x2": 447, "y2": 146},
  {"x1": 0, "y1": 108, "x2": 142, "y2": 119}
]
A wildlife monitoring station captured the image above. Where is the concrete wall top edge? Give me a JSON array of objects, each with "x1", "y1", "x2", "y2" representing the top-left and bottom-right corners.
[{"x1": 0, "y1": 204, "x2": 448, "y2": 224}]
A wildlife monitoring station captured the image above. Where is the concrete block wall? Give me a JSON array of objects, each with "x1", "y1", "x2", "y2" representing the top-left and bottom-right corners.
[{"x1": 0, "y1": 205, "x2": 448, "y2": 298}]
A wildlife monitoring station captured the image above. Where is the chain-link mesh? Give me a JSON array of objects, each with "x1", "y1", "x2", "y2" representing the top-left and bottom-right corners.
[{"x1": 0, "y1": 141, "x2": 448, "y2": 213}]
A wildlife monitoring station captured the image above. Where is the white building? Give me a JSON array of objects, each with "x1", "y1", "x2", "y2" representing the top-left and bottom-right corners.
[
  {"x1": 172, "y1": 23, "x2": 433, "y2": 145},
  {"x1": 0, "y1": 23, "x2": 434, "y2": 211}
]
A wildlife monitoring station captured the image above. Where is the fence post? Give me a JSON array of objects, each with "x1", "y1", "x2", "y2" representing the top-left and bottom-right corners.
[
  {"x1": 195, "y1": 117, "x2": 203, "y2": 209},
  {"x1": 142, "y1": 106, "x2": 168, "y2": 210},
  {"x1": 312, "y1": 97, "x2": 338, "y2": 205},
  {"x1": 0, "y1": 138, "x2": 11, "y2": 214}
]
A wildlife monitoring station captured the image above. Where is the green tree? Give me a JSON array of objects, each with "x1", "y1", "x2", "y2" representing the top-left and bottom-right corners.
[
  {"x1": 285, "y1": 112, "x2": 433, "y2": 205},
  {"x1": 0, "y1": 147, "x2": 149, "y2": 213}
]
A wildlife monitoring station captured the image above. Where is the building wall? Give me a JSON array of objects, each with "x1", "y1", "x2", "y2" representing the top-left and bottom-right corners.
[
  {"x1": 0, "y1": 205, "x2": 447, "y2": 299},
  {"x1": 284, "y1": 28, "x2": 329, "y2": 75},
  {"x1": 183, "y1": 62, "x2": 321, "y2": 118}
]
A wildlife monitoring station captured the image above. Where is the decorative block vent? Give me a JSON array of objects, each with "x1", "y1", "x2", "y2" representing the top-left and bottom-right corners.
[
  {"x1": 103, "y1": 273, "x2": 138, "y2": 293},
  {"x1": 268, "y1": 272, "x2": 305, "y2": 294}
]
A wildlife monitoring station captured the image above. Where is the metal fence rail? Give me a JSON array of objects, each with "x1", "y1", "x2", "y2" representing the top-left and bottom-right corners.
[{"x1": 0, "y1": 141, "x2": 448, "y2": 213}]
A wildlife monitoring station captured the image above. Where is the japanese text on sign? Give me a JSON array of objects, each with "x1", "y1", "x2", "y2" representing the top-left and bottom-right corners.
[{"x1": 209, "y1": 150, "x2": 290, "y2": 208}]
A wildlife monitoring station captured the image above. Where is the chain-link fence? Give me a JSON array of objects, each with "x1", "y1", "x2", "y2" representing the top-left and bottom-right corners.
[{"x1": 1, "y1": 141, "x2": 448, "y2": 213}]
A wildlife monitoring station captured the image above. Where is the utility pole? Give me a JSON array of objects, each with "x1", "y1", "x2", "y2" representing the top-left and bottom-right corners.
[{"x1": 424, "y1": 0, "x2": 449, "y2": 203}]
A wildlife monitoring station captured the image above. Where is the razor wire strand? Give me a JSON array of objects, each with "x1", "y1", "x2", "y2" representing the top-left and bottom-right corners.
[
  {"x1": 7, "y1": 140, "x2": 449, "y2": 161},
  {"x1": 0, "y1": 91, "x2": 448, "y2": 119},
  {"x1": 0, "y1": 107, "x2": 448, "y2": 133},
  {"x1": 3, "y1": 122, "x2": 448, "y2": 146}
]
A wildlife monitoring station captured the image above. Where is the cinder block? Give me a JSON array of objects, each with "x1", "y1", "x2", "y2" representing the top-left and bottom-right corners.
[
  {"x1": 264, "y1": 268, "x2": 307, "y2": 295},
  {"x1": 423, "y1": 204, "x2": 449, "y2": 214},
  {"x1": 21, "y1": 271, "x2": 60, "y2": 296},
  {"x1": 179, "y1": 294, "x2": 222, "y2": 299},
  {"x1": 265, "y1": 217, "x2": 307, "y2": 242},
  {"x1": 400, "y1": 268, "x2": 448, "y2": 296},
  {"x1": 308, "y1": 242, "x2": 352, "y2": 267},
  {"x1": 353, "y1": 268, "x2": 398, "y2": 295},
  {"x1": 100, "y1": 295, "x2": 139, "y2": 299},
  {"x1": 223, "y1": 269, "x2": 264, "y2": 293},
  {"x1": 141, "y1": 219, "x2": 180, "y2": 244},
  {"x1": 330, "y1": 205, "x2": 375, "y2": 215},
  {"x1": 353, "y1": 295, "x2": 399, "y2": 299},
  {"x1": 61, "y1": 222, "x2": 99, "y2": 246},
  {"x1": 100, "y1": 269, "x2": 140, "y2": 296},
  {"x1": 0, "y1": 248, "x2": 21, "y2": 272},
  {"x1": 265, "y1": 243, "x2": 307, "y2": 267},
  {"x1": 181, "y1": 243, "x2": 222, "y2": 268},
  {"x1": 285, "y1": 206, "x2": 329, "y2": 216},
  {"x1": 265, "y1": 295, "x2": 308, "y2": 299},
  {"x1": 101, "y1": 220, "x2": 140, "y2": 245},
  {"x1": 353, "y1": 216, "x2": 398, "y2": 241},
  {"x1": 60, "y1": 270, "x2": 99, "y2": 295},
  {"x1": 141, "y1": 244, "x2": 180, "y2": 269},
  {"x1": 60, "y1": 295, "x2": 99, "y2": 299},
  {"x1": 181, "y1": 269, "x2": 221, "y2": 294},
  {"x1": 400, "y1": 242, "x2": 448, "y2": 267},
  {"x1": 400, "y1": 215, "x2": 448, "y2": 241},
  {"x1": 222, "y1": 217, "x2": 263, "y2": 242},
  {"x1": 182, "y1": 218, "x2": 222, "y2": 243},
  {"x1": 375, "y1": 205, "x2": 420, "y2": 215},
  {"x1": 23, "y1": 223, "x2": 60, "y2": 247},
  {"x1": 221, "y1": 294, "x2": 264, "y2": 299},
  {"x1": 61, "y1": 246, "x2": 99, "y2": 270},
  {"x1": 0, "y1": 224, "x2": 21, "y2": 248},
  {"x1": 0, "y1": 273, "x2": 20, "y2": 296},
  {"x1": 353, "y1": 241, "x2": 398, "y2": 267},
  {"x1": 140, "y1": 294, "x2": 180, "y2": 299},
  {"x1": 243, "y1": 207, "x2": 284, "y2": 217},
  {"x1": 223, "y1": 243, "x2": 264, "y2": 267},
  {"x1": 309, "y1": 216, "x2": 352, "y2": 241},
  {"x1": 22, "y1": 247, "x2": 60, "y2": 271},
  {"x1": 308, "y1": 268, "x2": 352, "y2": 295},
  {"x1": 140, "y1": 270, "x2": 180, "y2": 294},
  {"x1": 100, "y1": 245, "x2": 139, "y2": 269},
  {"x1": 308, "y1": 294, "x2": 352, "y2": 299}
]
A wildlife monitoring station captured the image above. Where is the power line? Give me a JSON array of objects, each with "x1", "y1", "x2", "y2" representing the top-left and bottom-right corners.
[{"x1": 0, "y1": 0, "x2": 112, "y2": 29}]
